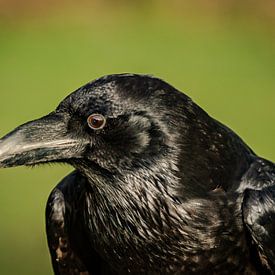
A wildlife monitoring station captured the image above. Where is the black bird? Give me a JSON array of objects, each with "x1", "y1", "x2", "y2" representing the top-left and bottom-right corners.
[{"x1": 0, "y1": 74, "x2": 274, "y2": 275}]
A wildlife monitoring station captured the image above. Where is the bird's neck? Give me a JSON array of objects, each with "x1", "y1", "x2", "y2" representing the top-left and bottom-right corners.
[{"x1": 177, "y1": 110, "x2": 254, "y2": 194}]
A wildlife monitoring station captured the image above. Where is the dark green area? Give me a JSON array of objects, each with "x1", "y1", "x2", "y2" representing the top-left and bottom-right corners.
[{"x1": 0, "y1": 13, "x2": 274, "y2": 274}]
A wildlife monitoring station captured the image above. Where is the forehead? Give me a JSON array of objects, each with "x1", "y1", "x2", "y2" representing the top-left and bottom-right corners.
[{"x1": 57, "y1": 81, "x2": 125, "y2": 117}]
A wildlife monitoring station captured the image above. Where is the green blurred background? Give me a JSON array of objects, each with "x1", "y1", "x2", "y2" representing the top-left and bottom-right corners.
[{"x1": 0, "y1": 1, "x2": 274, "y2": 274}]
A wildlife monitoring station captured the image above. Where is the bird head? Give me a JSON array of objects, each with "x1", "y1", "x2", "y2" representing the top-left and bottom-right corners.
[{"x1": 0, "y1": 75, "x2": 186, "y2": 173}]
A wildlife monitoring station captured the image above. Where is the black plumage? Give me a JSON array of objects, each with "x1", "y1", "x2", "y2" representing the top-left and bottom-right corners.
[{"x1": 0, "y1": 74, "x2": 274, "y2": 274}]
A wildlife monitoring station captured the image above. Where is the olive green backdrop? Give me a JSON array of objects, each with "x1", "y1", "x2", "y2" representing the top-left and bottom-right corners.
[{"x1": 0, "y1": 1, "x2": 274, "y2": 274}]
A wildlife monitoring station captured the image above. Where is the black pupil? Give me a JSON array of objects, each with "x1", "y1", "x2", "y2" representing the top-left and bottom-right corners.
[{"x1": 92, "y1": 118, "x2": 100, "y2": 126}]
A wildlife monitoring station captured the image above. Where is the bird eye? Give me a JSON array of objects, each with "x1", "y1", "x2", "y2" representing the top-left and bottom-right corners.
[{"x1": 87, "y1": 114, "x2": 106, "y2": 130}]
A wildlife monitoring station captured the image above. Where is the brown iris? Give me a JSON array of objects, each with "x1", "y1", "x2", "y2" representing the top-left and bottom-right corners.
[{"x1": 87, "y1": 114, "x2": 106, "y2": 130}]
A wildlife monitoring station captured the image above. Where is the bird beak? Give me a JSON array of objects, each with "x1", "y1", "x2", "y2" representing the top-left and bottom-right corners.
[{"x1": 0, "y1": 113, "x2": 86, "y2": 168}]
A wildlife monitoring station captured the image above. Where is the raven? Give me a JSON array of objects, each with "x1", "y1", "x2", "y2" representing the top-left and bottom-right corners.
[{"x1": 0, "y1": 74, "x2": 274, "y2": 274}]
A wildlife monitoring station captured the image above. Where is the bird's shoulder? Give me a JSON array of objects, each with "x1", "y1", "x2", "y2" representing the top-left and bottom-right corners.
[
  {"x1": 46, "y1": 170, "x2": 90, "y2": 274},
  {"x1": 240, "y1": 158, "x2": 275, "y2": 273}
]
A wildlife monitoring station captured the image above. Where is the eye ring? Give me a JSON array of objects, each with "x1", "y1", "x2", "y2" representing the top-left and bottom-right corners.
[{"x1": 87, "y1": 114, "x2": 106, "y2": 130}]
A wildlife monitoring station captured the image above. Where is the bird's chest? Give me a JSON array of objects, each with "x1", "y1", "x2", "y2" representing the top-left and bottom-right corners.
[
  {"x1": 84, "y1": 197, "x2": 256, "y2": 274},
  {"x1": 87, "y1": 231, "x2": 256, "y2": 275}
]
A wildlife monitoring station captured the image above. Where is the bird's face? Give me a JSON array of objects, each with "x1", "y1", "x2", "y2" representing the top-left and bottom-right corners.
[{"x1": 0, "y1": 75, "x2": 181, "y2": 174}]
